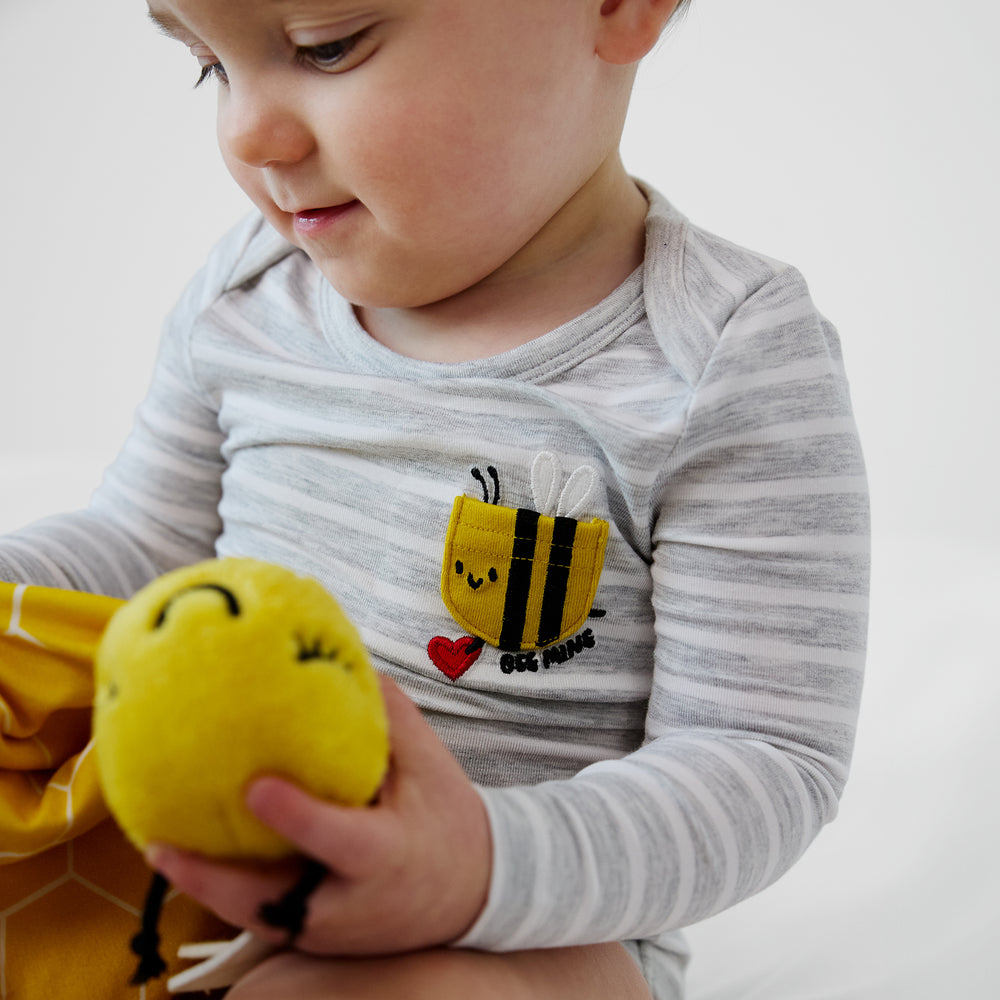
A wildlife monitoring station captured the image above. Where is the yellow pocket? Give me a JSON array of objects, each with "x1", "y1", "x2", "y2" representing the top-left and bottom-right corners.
[{"x1": 441, "y1": 496, "x2": 608, "y2": 652}]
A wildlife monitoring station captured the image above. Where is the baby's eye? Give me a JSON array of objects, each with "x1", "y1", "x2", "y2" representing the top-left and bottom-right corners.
[
  {"x1": 297, "y1": 27, "x2": 375, "y2": 74},
  {"x1": 195, "y1": 62, "x2": 228, "y2": 89}
]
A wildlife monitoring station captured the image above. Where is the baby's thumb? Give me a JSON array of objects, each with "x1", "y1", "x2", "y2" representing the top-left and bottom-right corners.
[{"x1": 377, "y1": 675, "x2": 459, "y2": 778}]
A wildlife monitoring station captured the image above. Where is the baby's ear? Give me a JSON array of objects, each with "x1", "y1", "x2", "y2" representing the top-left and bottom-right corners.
[{"x1": 595, "y1": 0, "x2": 681, "y2": 65}]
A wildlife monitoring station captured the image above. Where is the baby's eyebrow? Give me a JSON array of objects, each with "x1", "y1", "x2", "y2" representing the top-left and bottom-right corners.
[
  {"x1": 147, "y1": 7, "x2": 188, "y2": 40},
  {"x1": 148, "y1": 2, "x2": 364, "y2": 41}
]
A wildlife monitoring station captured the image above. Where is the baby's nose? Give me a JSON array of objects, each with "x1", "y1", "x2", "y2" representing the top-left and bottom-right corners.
[{"x1": 218, "y1": 76, "x2": 315, "y2": 169}]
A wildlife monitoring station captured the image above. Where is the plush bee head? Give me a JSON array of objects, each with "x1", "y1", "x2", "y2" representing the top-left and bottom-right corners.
[{"x1": 93, "y1": 558, "x2": 389, "y2": 860}]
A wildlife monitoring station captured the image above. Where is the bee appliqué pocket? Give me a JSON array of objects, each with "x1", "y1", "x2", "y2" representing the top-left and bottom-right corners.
[{"x1": 440, "y1": 455, "x2": 609, "y2": 653}]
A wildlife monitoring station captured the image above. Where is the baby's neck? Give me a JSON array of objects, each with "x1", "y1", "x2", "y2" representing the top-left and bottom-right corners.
[{"x1": 356, "y1": 168, "x2": 648, "y2": 364}]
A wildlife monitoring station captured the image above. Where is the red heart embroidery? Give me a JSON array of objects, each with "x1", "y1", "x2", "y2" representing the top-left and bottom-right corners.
[{"x1": 427, "y1": 635, "x2": 482, "y2": 681}]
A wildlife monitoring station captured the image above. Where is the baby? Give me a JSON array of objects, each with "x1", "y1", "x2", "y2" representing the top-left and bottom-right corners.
[{"x1": 0, "y1": 1, "x2": 869, "y2": 997}]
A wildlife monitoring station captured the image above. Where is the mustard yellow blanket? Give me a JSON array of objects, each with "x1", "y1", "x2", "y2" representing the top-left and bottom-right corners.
[{"x1": 1, "y1": 581, "x2": 229, "y2": 999}]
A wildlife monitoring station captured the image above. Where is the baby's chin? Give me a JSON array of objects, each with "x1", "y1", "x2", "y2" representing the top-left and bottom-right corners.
[{"x1": 314, "y1": 256, "x2": 493, "y2": 315}]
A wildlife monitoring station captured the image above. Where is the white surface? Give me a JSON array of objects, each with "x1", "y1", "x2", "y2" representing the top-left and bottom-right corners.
[
  {"x1": 685, "y1": 533, "x2": 1000, "y2": 998},
  {"x1": 1, "y1": 0, "x2": 998, "y2": 995}
]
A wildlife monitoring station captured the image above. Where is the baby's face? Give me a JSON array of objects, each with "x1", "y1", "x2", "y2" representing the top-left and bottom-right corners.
[{"x1": 147, "y1": 0, "x2": 628, "y2": 312}]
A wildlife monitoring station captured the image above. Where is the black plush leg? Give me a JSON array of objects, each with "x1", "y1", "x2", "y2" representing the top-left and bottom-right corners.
[
  {"x1": 130, "y1": 871, "x2": 171, "y2": 984},
  {"x1": 258, "y1": 858, "x2": 328, "y2": 944}
]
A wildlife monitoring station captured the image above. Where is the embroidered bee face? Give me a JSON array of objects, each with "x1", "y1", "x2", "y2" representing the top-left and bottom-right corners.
[{"x1": 441, "y1": 457, "x2": 609, "y2": 652}]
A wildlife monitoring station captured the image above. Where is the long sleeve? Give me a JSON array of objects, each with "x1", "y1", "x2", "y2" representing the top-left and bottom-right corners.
[
  {"x1": 0, "y1": 216, "x2": 278, "y2": 595},
  {"x1": 458, "y1": 266, "x2": 869, "y2": 950}
]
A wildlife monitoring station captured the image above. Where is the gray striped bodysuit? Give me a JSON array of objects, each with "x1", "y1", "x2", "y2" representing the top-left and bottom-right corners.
[{"x1": 0, "y1": 186, "x2": 869, "y2": 997}]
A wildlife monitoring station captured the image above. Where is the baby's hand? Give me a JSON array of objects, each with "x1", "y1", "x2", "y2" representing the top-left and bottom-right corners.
[{"x1": 146, "y1": 678, "x2": 491, "y2": 955}]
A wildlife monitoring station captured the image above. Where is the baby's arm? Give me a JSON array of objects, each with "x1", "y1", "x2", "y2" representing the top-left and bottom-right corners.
[
  {"x1": 460, "y1": 267, "x2": 869, "y2": 949},
  {"x1": 0, "y1": 219, "x2": 266, "y2": 593},
  {"x1": 0, "y1": 356, "x2": 224, "y2": 594}
]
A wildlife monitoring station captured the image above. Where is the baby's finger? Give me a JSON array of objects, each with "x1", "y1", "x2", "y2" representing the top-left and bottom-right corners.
[
  {"x1": 145, "y1": 844, "x2": 295, "y2": 941},
  {"x1": 378, "y1": 676, "x2": 437, "y2": 759},
  {"x1": 246, "y1": 776, "x2": 397, "y2": 879}
]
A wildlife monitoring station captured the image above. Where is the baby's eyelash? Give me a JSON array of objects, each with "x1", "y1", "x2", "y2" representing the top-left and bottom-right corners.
[
  {"x1": 194, "y1": 62, "x2": 227, "y2": 89},
  {"x1": 296, "y1": 28, "x2": 371, "y2": 72},
  {"x1": 191, "y1": 27, "x2": 372, "y2": 90}
]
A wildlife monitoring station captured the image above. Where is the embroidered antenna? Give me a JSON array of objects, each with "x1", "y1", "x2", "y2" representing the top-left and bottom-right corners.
[{"x1": 471, "y1": 466, "x2": 500, "y2": 505}]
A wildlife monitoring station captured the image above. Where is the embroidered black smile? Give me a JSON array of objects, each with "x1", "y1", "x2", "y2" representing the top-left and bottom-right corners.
[{"x1": 456, "y1": 561, "x2": 498, "y2": 591}]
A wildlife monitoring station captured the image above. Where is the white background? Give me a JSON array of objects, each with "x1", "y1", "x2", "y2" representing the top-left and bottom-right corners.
[
  {"x1": 1, "y1": 1, "x2": 997, "y2": 996},
  {"x1": 1, "y1": 0, "x2": 997, "y2": 546}
]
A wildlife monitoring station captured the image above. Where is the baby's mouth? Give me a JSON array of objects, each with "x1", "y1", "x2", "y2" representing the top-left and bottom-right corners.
[{"x1": 292, "y1": 201, "x2": 360, "y2": 234}]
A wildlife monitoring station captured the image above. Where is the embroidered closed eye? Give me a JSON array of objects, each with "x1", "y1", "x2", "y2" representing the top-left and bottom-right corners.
[{"x1": 294, "y1": 635, "x2": 348, "y2": 667}]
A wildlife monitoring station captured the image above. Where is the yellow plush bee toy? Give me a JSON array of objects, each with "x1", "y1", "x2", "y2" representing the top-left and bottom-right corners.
[{"x1": 92, "y1": 557, "x2": 390, "y2": 985}]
